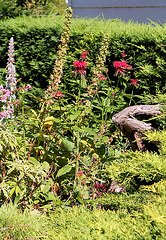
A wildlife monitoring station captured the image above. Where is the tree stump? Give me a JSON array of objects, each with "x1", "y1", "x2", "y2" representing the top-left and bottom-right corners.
[{"x1": 112, "y1": 105, "x2": 163, "y2": 152}]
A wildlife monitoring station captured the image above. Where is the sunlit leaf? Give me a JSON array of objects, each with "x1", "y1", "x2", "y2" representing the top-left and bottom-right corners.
[
  {"x1": 62, "y1": 138, "x2": 75, "y2": 151},
  {"x1": 70, "y1": 110, "x2": 81, "y2": 121},
  {"x1": 29, "y1": 157, "x2": 39, "y2": 166},
  {"x1": 42, "y1": 161, "x2": 50, "y2": 171},
  {"x1": 56, "y1": 164, "x2": 72, "y2": 177}
]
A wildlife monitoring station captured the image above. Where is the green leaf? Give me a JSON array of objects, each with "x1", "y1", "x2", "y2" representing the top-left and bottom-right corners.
[
  {"x1": 72, "y1": 126, "x2": 84, "y2": 132},
  {"x1": 42, "y1": 161, "x2": 50, "y2": 171},
  {"x1": 123, "y1": 94, "x2": 135, "y2": 101},
  {"x1": 0, "y1": 144, "x2": 3, "y2": 152},
  {"x1": 2, "y1": 189, "x2": 9, "y2": 198},
  {"x1": 25, "y1": 120, "x2": 39, "y2": 128},
  {"x1": 70, "y1": 110, "x2": 81, "y2": 121},
  {"x1": 16, "y1": 186, "x2": 21, "y2": 195},
  {"x1": 14, "y1": 195, "x2": 21, "y2": 204},
  {"x1": 72, "y1": 126, "x2": 97, "y2": 136},
  {"x1": 44, "y1": 116, "x2": 56, "y2": 122},
  {"x1": 51, "y1": 107, "x2": 66, "y2": 111},
  {"x1": 76, "y1": 196, "x2": 84, "y2": 204},
  {"x1": 29, "y1": 157, "x2": 39, "y2": 165},
  {"x1": 27, "y1": 133, "x2": 40, "y2": 138},
  {"x1": 40, "y1": 183, "x2": 51, "y2": 193},
  {"x1": 56, "y1": 164, "x2": 72, "y2": 178},
  {"x1": 29, "y1": 95, "x2": 43, "y2": 102},
  {"x1": 11, "y1": 152, "x2": 16, "y2": 158},
  {"x1": 18, "y1": 172, "x2": 24, "y2": 181},
  {"x1": 83, "y1": 127, "x2": 98, "y2": 136},
  {"x1": 25, "y1": 134, "x2": 36, "y2": 138},
  {"x1": 47, "y1": 192, "x2": 59, "y2": 202},
  {"x1": 92, "y1": 105, "x2": 103, "y2": 110},
  {"x1": 102, "y1": 136, "x2": 109, "y2": 142},
  {"x1": 27, "y1": 173, "x2": 35, "y2": 181},
  {"x1": 30, "y1": 108, "x2": 38, "y2": 117},
  {"x1": 40, "y1": 204, "x2": 53, "y2": 209},
  {"x1": 9, "y1": 187, "x2": 16, "y2": 197},
  {"x1": 62, "y1": 138, "x2": 75, "y2": 151}
]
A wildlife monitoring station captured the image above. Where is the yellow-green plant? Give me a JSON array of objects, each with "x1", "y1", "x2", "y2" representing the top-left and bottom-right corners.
[
  {"x1": 87, "y1": 33, "x2": 110, "y2": 97},
  {"x1": 43, "y1": 0, "x2": 67, "y2": 15},
  {"x1": 0, "y1": 202, "x2": 50, "y2": 239},
  {"x1": 47, "y1": 7, "x2": 72, "y2": 96},
  {"x1": 106, "y1": 130, "x2": 166, "y2": 189}
]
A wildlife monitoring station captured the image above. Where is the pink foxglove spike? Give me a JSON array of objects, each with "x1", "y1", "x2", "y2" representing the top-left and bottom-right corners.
[{"x1": 0, "y1": 37, "x2": 16, "y2": 124}]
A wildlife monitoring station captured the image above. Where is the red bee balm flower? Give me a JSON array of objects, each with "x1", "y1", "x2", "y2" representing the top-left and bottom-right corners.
[
  {"x1": 73, "y1": 60, "x2": 87, "y2": 77},
  {"x1": 130, "y1": 79, "x2": 139, "y2": 86},
  {"x1": 113, "y1": 61, "x2": 132, "y2": 74}
]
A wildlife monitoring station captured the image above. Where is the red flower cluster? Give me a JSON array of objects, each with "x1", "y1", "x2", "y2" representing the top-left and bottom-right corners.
[
  {"x1": 77, "y1": 170, "x2": 84, "y2": 177},
  {"x1": 53, "y1": 91, "x2": 64, "y2": 98},
  {"x1": 98, "y1": 74, "x2": 107, "y2": 81},
  {"x1": 73, "y1": 50, "x2": 89, "y2": 77},
  {"x1": 122, "y1": 50, "x2": 126, "y2": 58},
  {"x1": 73, "y1": 60, "x2": 87, "y2": 77},
  {"x1": 113, "y1": 60, "x2": 132, "y2": 74},
  {"x1": 130, "y1": 78, "x2": 139, "y2": 86},
  {"x1": 93, "y1": 182, "x2": 108, "y2": 198},
  {"x1": 80, "y1": 50, "x2": 89, "y2": 59}
]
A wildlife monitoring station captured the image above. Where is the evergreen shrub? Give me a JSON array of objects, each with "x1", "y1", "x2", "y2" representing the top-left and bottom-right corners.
[
  {"x1": 48, "y1": 201, "x2": 166, "y2": 239},
  {"x1": 105, "y1": 130, "x2": 166, "y2": 190},
  {"x1": 0, "y1": 202, "x2": 49, "y2": 239}
]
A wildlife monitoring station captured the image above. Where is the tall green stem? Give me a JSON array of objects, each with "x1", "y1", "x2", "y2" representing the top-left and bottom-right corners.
[
  {"x1": 74, "y1": 130, "x2": 80, "y2": 189},
  {"x1": 129, "y1": 87, "x2": 134, "y2": 106},
  {"x1": 21, "y1": 94, "x2": 26, "y2": 156},
  {"x1": 73, "y1": 85, "x2": 81, "y2": 189}
]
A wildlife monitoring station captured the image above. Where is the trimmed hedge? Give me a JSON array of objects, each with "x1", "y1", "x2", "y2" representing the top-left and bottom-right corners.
[{"x1": 0, "y1": 15, "x2": 166, "y2": 97}]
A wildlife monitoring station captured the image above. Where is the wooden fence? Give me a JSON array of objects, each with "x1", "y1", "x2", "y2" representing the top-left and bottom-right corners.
[{"x1": 68, "y1": 0, "x2": 166, "y2": 23}]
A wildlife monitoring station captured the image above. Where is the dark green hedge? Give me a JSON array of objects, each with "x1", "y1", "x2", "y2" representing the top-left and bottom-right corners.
[{"x1": 0, "y1": 15, "x2": 166, "y2": 97}]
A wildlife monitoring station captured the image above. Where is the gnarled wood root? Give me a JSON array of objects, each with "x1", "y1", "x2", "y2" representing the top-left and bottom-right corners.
[{"x1": 112, "y1": 105, "x2": 163, "y2": 152}]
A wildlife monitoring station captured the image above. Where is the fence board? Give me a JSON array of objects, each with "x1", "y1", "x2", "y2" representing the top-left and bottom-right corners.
[
  {"x1": 68, "y1": 0, "x2": 166, "y2": 23},
  {"x1": 69, "y1": 0, "x2": 166, "y2": 8}
]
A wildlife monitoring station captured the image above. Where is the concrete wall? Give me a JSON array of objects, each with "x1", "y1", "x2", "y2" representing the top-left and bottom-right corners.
[{"x1": 68, "y1": 0, "x2": 166, "y2": 23}]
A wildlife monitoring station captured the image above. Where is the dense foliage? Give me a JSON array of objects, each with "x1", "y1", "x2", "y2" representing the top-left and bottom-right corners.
[
  {"x1": 0, "y1": 0, "x2": 67, "y2": 19},
  {"x1": 0, "y1": 15, "x2": 166, "y2": 104},
  {"x1": 0, "y1": 8, "x2": 166, "y2": 240}
]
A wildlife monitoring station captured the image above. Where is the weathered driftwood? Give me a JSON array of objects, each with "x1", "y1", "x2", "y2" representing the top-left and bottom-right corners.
[
  {"x1": 107, "y1": 180, "x2": 126, "y2": 193},
  {"x1": 112, "y1": 105, "x2": 163, "y2": 152}
]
